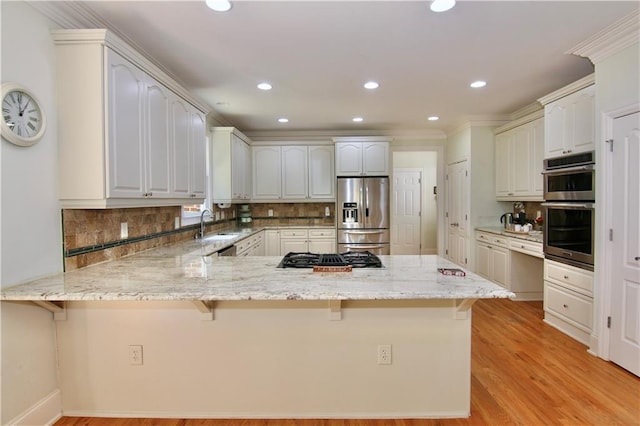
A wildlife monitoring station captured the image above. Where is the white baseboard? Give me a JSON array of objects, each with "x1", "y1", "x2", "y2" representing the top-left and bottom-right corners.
[{"x1": 7, "y1": 389, "x2": 62, "y2": 426}]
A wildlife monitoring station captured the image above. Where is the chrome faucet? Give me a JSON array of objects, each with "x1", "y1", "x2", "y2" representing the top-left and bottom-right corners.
[{"x1": 197, "y1": 209, "x2": 212, "y2": 239}]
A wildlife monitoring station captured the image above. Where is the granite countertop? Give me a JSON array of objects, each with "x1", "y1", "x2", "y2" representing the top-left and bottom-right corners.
[
  {"x1": 1, "y1": 232, "x2": 513, "y2": 302},
  {"x1": 476, "y1": 226, "x2": 543, "y2": 244}
]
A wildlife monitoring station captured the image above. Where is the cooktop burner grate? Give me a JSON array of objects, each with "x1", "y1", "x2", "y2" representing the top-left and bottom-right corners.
[{"x1": 278, "y1": 251, "x2": 383, "y2": 268}]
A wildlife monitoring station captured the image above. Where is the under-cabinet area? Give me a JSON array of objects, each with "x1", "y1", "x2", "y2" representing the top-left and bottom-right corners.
[{"x1": 475, "y1": 228, "x2": 543, "y2": 301}]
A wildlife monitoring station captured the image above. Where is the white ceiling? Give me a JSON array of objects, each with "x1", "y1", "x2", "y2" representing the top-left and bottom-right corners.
[{"x1": 39, "y1": 1, "x2": 638, "y2": 137}]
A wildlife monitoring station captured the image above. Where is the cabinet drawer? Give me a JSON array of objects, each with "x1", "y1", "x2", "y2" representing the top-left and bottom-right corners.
[
  {"x1": 280, "y1": 229, "x2": 308, "y2": 239},
  {"x1": 476, "y1": 232, "x2": 509, "y2": 248},
  {"x1": 476, "y1": 232, "x2": 492, "y2": 243},
  {"x1": 544, "y1": 259, "x2": 593, "y2": 296},
  {"x1": 509, "y1": 239, "x2": 543, "y2": 258},
  {"x1": 309, "y1": 228, "x2": 336, "y2": 238},
  {"x1": 544, "y1": 282, "x2": 593, "y2": 331}
]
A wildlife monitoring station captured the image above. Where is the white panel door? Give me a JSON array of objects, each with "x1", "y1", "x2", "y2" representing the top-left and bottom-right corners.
[
  {"x1": 144, "y1": 77, "x2": 171, "y2": 198},
  {"x1": 308, "y1": 145, "x2": 335, "y2": 199},
  {"x1": 252, "y1": 146, "x2": 282, "y2": 199},
  {"x1": 106, "y1": 50, "x2": 145, "y2": 198},
  {"x1": 170, "y1": 97, "x2": 190, "y2": 197},
  {"x1": 391, "y1": 170, "x2": 421, "y2": 254},
  {"x1": 189, "y1": 109, "x2": 206, "y2": 197},
  {"x1": 282, "y1": 146, "x2": 308, "y2": 199},
  {"x1": 610, "y1": 111, "x2": 640, "y2": 376},
  {"x1": 446, "y1": 160, "x2": 468, "y2": 266}
]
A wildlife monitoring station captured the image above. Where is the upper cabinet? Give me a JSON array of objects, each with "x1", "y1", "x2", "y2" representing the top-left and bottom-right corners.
[
  {"x1": 54, "y1": 30, "x2": 208, "y2": 208},
  {"x1": 494, "y1": 113, "x2": 544, "y2": 201},
  {"x1": 211, "y1": 127, "x2": 252, "y2": 203},
  {"x1": 334, "y1": 138, "x2": 390, "y2": 176},
  {"x1": 538, "y1": 75, "x2": 595, "y2": 159},
  {"x1": 252, "y1": 143, "x2": 335, "y2": 201}
]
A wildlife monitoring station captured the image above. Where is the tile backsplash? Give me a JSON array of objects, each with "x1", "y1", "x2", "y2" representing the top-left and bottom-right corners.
[{"x1": 62, "y1": 203, "x2": 336, "y2": 270}]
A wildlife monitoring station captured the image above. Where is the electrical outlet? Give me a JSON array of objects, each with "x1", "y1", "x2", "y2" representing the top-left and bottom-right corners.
[
  {"x1": 377, "y1": 344, "x2": 392, "y2": 365},
  {"x1": 174, "y1": 217, "x2": 180, "y2": 229},
  {"x1": 129, "y1": 345, "x2": 143, "y2": 365},
  {"x1": 120, "y1": 222, "x2": 128, "y2": 239},
  {"x1": 268, "y1": 209, "x2": 274, "y2": 217}
]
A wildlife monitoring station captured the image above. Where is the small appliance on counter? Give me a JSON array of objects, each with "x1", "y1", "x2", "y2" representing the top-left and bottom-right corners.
[{"x1": 237, "y1": 204, "x2": 252, "y2": 227}]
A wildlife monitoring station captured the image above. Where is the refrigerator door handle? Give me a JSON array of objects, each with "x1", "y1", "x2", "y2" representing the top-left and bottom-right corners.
[
  {"x1": 365, "y1": 185, "x2": 370, "y2": 217},
  {"x1": 343, "y1": 244, "x2": 385, "y2": 249},
  {"x1": 344, "y1": 230, "x2": 386, "y2": 235}
]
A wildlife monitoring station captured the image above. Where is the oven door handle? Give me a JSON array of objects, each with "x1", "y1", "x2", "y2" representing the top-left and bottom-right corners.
[
  {"x1": 541, "y1": 164, "x2": 594, "y2": 174},
  {"x1": 541, "y1": 202, "x2": 595, "y2": 209}
]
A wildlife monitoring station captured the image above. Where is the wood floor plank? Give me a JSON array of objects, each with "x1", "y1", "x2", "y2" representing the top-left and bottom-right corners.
[{"x1": 54, "y1": 299, "x2": 640, "y2": 426}]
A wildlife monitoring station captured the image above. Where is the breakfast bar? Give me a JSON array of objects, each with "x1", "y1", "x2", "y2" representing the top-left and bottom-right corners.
[{"x1": 2, "y1": 236, "x2": 512, "y2": 419}]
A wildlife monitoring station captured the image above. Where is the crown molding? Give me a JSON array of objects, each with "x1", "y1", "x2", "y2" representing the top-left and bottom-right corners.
[
  {"x1": 494, "y1": 109, "x2": 544, "y2": 135},
  {"x1": 245, "y1": 128, "x2": 446, "y2": 142},
  {"x1": 537, "y1": 73, "x2": 595, "y2": 106},
  {"x1": 567, "y1": 9, "x2": 640, "y2": 64}
]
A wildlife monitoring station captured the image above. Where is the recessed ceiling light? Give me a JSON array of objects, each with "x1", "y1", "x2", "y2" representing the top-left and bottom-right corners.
[
  {"x1": 364, "y1": 81, "x2": 379, "y2": 90},
  {"x1": 430, "y1": 0, "x2": 456, "y2": 12},
  {"x1": 352, "y1": 117, "x2": 364, "y2": 122},
  {"x1": 205, "y1": 0, "x2": 232, "y2": 12},
  {"x1": 278, "y1": 118, "x2": 289, "y2": 123},
  {"x1": 428, "y1": 116, "x2": 440, "y2": 121},
  {"x1": 470, "y1": 80, "x2": 487, "y2": 88},
  {"x1": 257, "y1": 82, "x2": 272, "y2": 91}
]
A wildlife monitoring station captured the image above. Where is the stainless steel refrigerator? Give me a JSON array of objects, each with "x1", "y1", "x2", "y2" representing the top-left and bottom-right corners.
[{"x1": 337, "y1": 176, "x2": 390, "y2": 254}]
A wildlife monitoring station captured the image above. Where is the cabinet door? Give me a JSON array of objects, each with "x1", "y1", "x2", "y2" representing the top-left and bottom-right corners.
[
  {"x1": 231, "y1": 135, "x2": 246, "y2": 200},
  {"x1": 265, "y1": 230, "x2": 281, "y2": 256},
  {"x1": 144, "y1": 76, "x2": 171, "y2": 197},
  {"x1": 189, "y1": 110, "x2": 206, "y2": 197},
  {"x1": 281, "y1": 239, "x2": 308, "y2": 254},
  {"x1": 253, "y1": 146, "x2": 282, "y2": 199},
  {"x1": 106, "y1": 50, "x2": 145, "y2": 198},
  {"x1": 512, "y1": 126, "x2": 532, "y2": 196},
  {"x1": 492, "y1": 246, "x2": 510, "y2": 288},
  {"x1": 544, "y1": 102, "x2": 567, "y2": 159},
  {"x1": 242, "y1": 141, "x2": 252, "y2": 199},
  {"x1": 363, "y1": 142, "x2": 389, "y2": 175},
  {"x1": 475, "y1": 242, "x2": 491, "y2": 279},
  {"x1": 282, "y1": 146, "x2": 309, "y2": 199},
  {"x1": 308, "y1": 145, "x2": 335, "y2": 199},
  {"x1": 308, "y1": 239, "x2": 336, "y2": 254},
  {"x1": 495, "y1": 132, "x2": 512, "y2": 197},
  {"x1": 571, "y1": 85, "x2": 595, "y2": 154},
  {"x1": 335, "y1": 143, "x2": 363, "y2": 176},
  {"x1": 531, "y1": 118, "x2": 545, "y2": 196},
  {"x1": 171, "y1": 97, "x2": 191, "y2": 197}
]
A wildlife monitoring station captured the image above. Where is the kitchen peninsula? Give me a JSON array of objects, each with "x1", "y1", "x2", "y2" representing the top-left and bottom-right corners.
[{"x1": 2, "y1": 234, "x2": 512, "y2": 419}]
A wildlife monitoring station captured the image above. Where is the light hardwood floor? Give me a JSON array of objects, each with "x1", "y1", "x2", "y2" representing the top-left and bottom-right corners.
[{"x1": 55, "y1": 299, "x2": 640, "y2": 426}]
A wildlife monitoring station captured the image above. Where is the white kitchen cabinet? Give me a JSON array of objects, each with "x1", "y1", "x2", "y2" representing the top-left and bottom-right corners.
[
  {"x1": 544, "y1": 258, "x2": 594, "y2": 345},
  {"x1": 171, "y1": 96, "x2": 206, "y2": 199},
  {"x1": 538, "y1": 76, "x2": 595, "y2": 159},
  {"x1": 211, "y1": 127, "x2": 252, "y2": 203},
  {"x1": 252, "y1": 144, "x2": 335, "y2": 201},
  {"x1": 282, "y1": 146, "x2": 308, "y2": 199},
  {"x1": 252, "y1": 146, "x2": 282, "y2": 200},
  {"x1": 189, "y1": 110, "x2": 207, "y2": 198},
  {"x1": 236, "y1": 231, "x2": 264, "y2": 256},
  {"x1": 334, "y1": 138, "x2": 390, "y2": 176},
  {"x1": 279, "y1": 228, "x2": 336, "y2": 254},
  {"x1": 54, "y1": 30, "x2": 208, "y2": 208},
  {"x1": 494, "y1": 114, "x2": 544, "y2": 201},
  {"x1": 475, "y1": 232, "x2": 509, "y2": 288},
  {"x1": 264, "y1": 230, "x2": 281, "y2": 256}
]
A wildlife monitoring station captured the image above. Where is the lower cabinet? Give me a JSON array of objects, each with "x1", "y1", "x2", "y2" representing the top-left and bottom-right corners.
[
  {"x1": 264, "y1": 230, "x2": 282, "y2": 256},
  {"x1": 280, "y1": 228, "x2": 336, "y2": 255},
  {"x1": 543, "y1": 258, "x2": 594, "y2": 346},
  {"x1": 475, "y1": 230, "x2": 543, "y2": 300},
  {"x1": 475, "y1": 236, "x2": 510, "y2": 288},
  {"x1": 236, "y1": 231, "x2": 264, "y2": 256}
]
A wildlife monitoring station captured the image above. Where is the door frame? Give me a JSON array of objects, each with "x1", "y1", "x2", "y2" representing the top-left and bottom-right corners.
[
  {"x1": 596, "y1": 102, "x2": 640, "y2": 359},
  {"x1": 391, "y1": 145, "x2": 445, "y2": 257}
]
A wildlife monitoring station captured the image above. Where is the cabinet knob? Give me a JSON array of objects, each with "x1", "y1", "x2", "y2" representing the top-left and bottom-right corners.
[
  {"x1": 635, "y1": 256, "x2": 640, "y2": 261},
  {"x1": 564, "y1": 275, "x2": 569, "y2": 280},
  {"x1": 521, "y1": 245, "x2": 525, "y2": 249},
  {"x1": 563, "y1": 304, "x2": 568, "y2": 308}
]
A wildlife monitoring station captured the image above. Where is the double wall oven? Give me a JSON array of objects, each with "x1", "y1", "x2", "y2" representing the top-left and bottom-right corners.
[{"x1": 542, "y1": 151, "x2": 595, "y2": 270}]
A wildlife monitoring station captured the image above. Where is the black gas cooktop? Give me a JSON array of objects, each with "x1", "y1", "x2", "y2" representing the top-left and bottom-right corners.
[{"x1": 278, "y1": 251, "x2": 383, "y2": 269}]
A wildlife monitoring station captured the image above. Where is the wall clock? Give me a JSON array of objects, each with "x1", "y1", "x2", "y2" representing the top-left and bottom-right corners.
[{"x1": 1, "y1": 82, "x2": 47, "y2": 147}]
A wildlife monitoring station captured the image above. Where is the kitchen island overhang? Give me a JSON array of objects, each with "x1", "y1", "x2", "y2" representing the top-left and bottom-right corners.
[{"x1": 1, "y1": 250, "x2": 513, "y2": 419}]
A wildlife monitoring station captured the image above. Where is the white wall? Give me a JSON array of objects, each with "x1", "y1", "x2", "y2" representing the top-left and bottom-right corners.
[
  {"x1": 393, "y1": 151, "x2": 438, "y2": 253},
  {"x1": 1, "y1": 1, "x2": 62, "y2": 423}
]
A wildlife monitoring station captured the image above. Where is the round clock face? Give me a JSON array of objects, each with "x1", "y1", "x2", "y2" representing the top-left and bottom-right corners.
[{"x1": 1, "y1": 83, "x2": 46, "y2": 146}]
